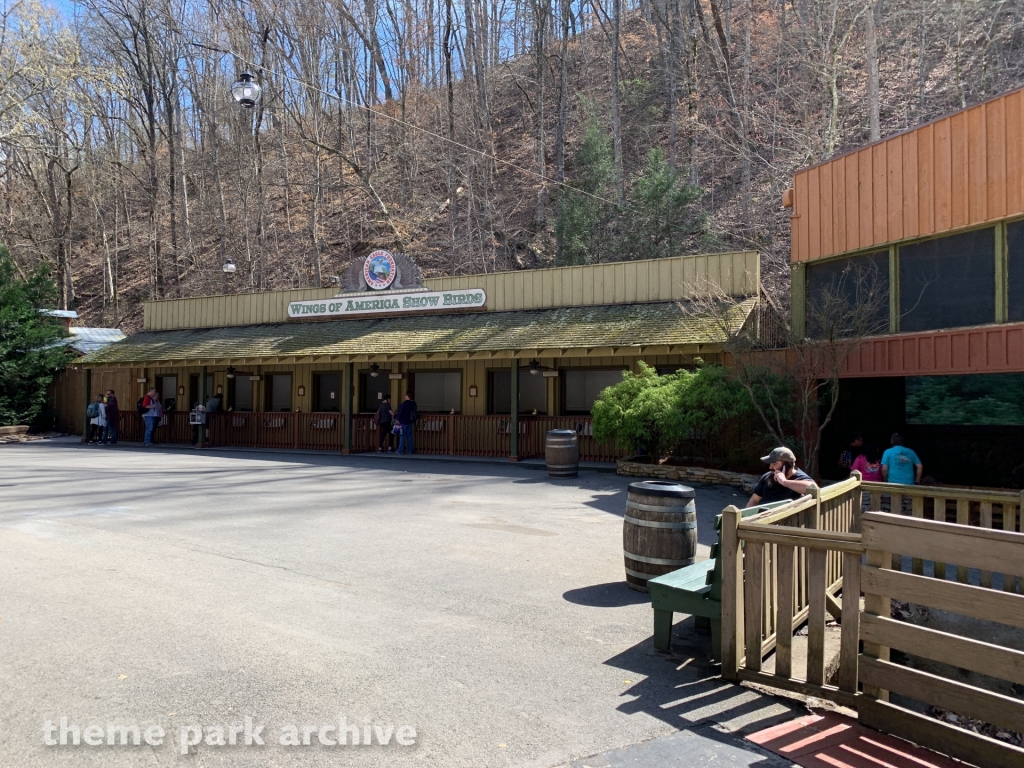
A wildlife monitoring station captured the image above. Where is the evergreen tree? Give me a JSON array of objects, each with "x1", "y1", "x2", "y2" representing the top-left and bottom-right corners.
[
  {"x1": 0, "y1": 247, "x2": 73, "y2": 426},
  {"x1": 555, "y1": 121, "x2": 615, "y2": 266}
]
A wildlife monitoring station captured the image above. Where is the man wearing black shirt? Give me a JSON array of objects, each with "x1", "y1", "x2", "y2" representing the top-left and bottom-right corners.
[{"x1": 747, "y1": 446, "x2": 814, "y2": 507}]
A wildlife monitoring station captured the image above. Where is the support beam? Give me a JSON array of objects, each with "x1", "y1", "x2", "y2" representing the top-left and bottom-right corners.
[
  {"x1": 342, "y1": 362, "x2": 354, "y2": 454},
  {"x1": 82, "y1": 367, "x2": 92, "y2": 443},
  {"x1": 198, "y1": 366, "x2": 208, "y2": 448},
  {"x1": 509, "y1": 358, "x2": 519, "y2": 462}
]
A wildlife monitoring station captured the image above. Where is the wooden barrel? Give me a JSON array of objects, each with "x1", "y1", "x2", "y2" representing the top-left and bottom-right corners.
[
  {"x1": 623, "y1": 481, "x2": 697, "y2": 592},
  {"x1": 545, "y1": 429, "x2": 579, "y2": 477}
]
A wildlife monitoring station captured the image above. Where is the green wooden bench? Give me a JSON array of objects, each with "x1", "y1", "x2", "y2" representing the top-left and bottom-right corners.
[{"x1": 649, "y1": 501, "x2": 788, "y2": 660}]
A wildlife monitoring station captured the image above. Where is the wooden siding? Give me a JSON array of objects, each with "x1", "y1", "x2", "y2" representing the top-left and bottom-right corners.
[
  {"x1": 46, "y1": 365, "x2": 145, "y2": 435},
  {"x1": 143, "y1": 251, "x2": 759, "y2": 331},
  {"x1": 842, "y1": 323, "x2": 1024, "y2": 378},
  {"x1": 792, "y1": 86, "x2": 1024, "y2": 263}
]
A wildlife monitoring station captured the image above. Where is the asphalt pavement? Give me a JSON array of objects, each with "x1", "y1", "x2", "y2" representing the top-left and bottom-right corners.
[{"x1": 0, "y1": 439, "x2": 797, "y2": 767}]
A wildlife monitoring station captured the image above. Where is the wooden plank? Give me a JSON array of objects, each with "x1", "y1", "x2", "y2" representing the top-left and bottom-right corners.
[
  {"x1": 861, "y1": 613, "x2": 1024, "y2": 686},
  {"x1": 917, "y1": 123, "x2": 935, "y2": 235},
  {"x1": 911, "y1": 495, "x2": 925, "y2": 575},
  {"x1": 775, "y1": 545, "x2": 795, "y2": 680},
  {"x1": 738, "y1": 669, "x2": 859, "y2": 711},
  {"x1": 1007, "y1": 90, "x2": 1024, "y2": 215},
  {"x1": 872, "y1": 143, "x2": 888, "y2": 246},
  {"x1": 956, "y1": 498, "x2": 970, "y2": 582},
  {"x1": 934, "y1": 117, "x2": 953, "y2": 232},
  {"x1": 736, "y1": 529, "x2": 864, "y2": 554},
  {"x1": 838, "y1": 552, "x2": 861, "y2": 694},
  {"x1": 845, "y1": 155, "x2": 860, "y2": 250},
  {"x1": 887, "y1": 137, "x2": 903, "y2": 242},
  {"x1": 860, "y1": 482, "x2": 1020, "y2": 506},
  {"x1": 861, "y1": 565, "x2": 1024, "y2": 629},
  {"x1": 981, "y1": 501, "x2": 994, "y2": 588},
  {"x1": 862, "y1": 547, "x2": 891, "y2": 701},
  {"x1": 902, "y1": 132, "x2": 920, "y2": 239},
  {"x1": 858, "y1": 149, "x2": 874, "y2": 250},
  {"x1": 987, "y1": 97, "x2": 1007, "y2": 219},
  {"x1": 968, "y1": 103, "x2": 988, "y2": 224},
  {"x1": 807, "y1": 549, "x2": 827, "y2": 686},
  {"x1": 862, "y1": 513, "x2": 1024, "y2": 578},
  {"x1": 720, "y1": 506, "x2": 743, "y2": 681},
  {"x1": 859, "y1": 698, "x2": 1024, "y2": 768},
  {"x1": 744, "y1": 541, "x2": 765, "y2": 673},
  {"x1": 950, "y1": 112, "x2": 969, "y2": 229},
  {"x1": 859, "y1": 656, "x2": 1024, "y2": 734}
]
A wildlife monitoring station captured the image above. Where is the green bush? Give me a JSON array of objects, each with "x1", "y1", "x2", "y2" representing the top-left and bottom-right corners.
[{"x1": 592, "y1": 361, "x2": 756, "y2": 463}]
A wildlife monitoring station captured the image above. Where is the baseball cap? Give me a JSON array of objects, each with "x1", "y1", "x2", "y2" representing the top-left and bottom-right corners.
[{"x1": 761, "y1": 447, "x2": 797, "y2": 464}]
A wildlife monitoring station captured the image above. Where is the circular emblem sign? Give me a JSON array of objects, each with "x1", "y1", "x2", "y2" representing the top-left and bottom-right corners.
[{"x1": 363, "y1": 250, "x2": 397, "y2": 290}]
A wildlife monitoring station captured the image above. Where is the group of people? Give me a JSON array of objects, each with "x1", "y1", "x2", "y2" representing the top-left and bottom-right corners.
[
  {"x1": 373, "y1": 392, "x2": 418, "y2": 454},
  {"x1": 86, "y1": 390, "x2": 119, "y2": 445},
  {"x1": 838, "y1": 432, "x2": 923, "y2": 485},
  {"x1": 89, "y1": 387, "x2": 163, "y2": 446},
  {"x1": 745, "y1": 432, "x2": 925, "y2": 509}
]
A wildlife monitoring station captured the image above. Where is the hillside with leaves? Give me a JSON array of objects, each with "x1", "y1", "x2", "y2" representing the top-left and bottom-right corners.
[{"x1": 2, "y1": 0, "x2": 1023, "y2": 332}]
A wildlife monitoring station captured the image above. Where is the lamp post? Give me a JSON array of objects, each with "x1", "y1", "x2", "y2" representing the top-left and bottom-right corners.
[{"x1": 230, "y1": 72, "x2": 262, "y2": 108}]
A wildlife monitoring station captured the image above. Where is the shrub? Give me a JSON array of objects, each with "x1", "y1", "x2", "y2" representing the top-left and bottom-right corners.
[{"x1": 591, "y1": 362, "x2": 684, "y2": 459}]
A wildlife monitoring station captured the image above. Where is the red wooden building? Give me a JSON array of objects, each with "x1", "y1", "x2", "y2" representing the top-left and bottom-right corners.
[{"x1": 786, "y1": 86, "x2": 1024, "y2": 486}]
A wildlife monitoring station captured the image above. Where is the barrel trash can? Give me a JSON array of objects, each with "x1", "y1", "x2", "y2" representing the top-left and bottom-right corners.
[
  {"x1": 545, "y1": 429, "x2": 579, "y2": 478},
  {"x1": 623, "y1": 480, "x2": 697, "y2": 592}
]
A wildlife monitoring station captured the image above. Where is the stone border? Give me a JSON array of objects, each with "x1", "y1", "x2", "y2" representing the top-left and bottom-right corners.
[{"x1": 617, "y1": 457, "x2": 760, "y2": 494}]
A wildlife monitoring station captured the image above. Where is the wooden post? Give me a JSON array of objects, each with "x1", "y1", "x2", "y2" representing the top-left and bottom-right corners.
[
  {"x1": 509, "y1": 358, "x2": 519, "y2": 462},
  {"x1": 775, "y1": 544, "x2": 795, "y2": 680},
  {"x1": 862, "y1": 545, "x2": 891, "y2": 702},
  {"x1": 82, "y1": 367, "x2": 92, "y2": 442},
  {"x1": 198, "y1": 366, "x2": 208, "y2": 448},
  {"x1": 720, "y1": 505, "x2": 744, "y2": 680},
  {"x1": 342, "y1": 362, "x2": 353, "y2": 454},
  {"x1": 837, "y1": 551, "x2": 862, "y2": 693}
]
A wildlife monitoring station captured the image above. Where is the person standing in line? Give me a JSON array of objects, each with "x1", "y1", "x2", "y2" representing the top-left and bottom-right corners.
[
  {"x1": 881, "y1": 433, "x2": 923, "y2": 485},
  {"x1": 141, "y1": 387, "x2": 163, "y2": 447},
  {"x1": 87, "y1": 394, "x2": 106, "y2": 444},
  {"x1": 837, "y1": 432, "x2": 863, "y2": 478},
  {"x1": 204, "y1": 391, "x2": 222, "y2": 444},
  {"x1": 746, "y1": 447, "x2": 814, "y2": 507},
  {"x1": 375, "y1": 395, "x2": 394, "y2": 453},
  {"x1": 102, "y1": 390, "x2": 119, "y2": 444},
  {"x1": 851, "y1": 444, "x2": 883, "y2": 481},
  {"x1": 394, "y1": 391, "x2": 418, "y2": 455}
]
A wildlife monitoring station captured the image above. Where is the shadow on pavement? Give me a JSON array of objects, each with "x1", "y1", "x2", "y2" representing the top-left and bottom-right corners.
[
  {"x1": 604, "y1": 617, "x2": 803, "y2": 739},
  {"x1": 562, "y1": 582, "x2": 651, "y2": 607}
]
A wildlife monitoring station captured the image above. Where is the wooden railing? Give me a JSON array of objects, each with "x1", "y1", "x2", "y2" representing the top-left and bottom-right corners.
[
  {"x1": 861, "y1": 481, "x2": 1022, "y2": 590},
  {"x1": 117, "y1": 411, "x2": 192, "y2": 444},
  {"x1": 857, "y1": 514, "x2": 1024, "y2": 768},
  {"x1": 720, "y1": 473, "x2": 862, "y2": 682},
  {"x1": 720, "y1": 477, "x2": 1024, "y2": 768},
  {"x1": 116, "y1": 411, "x2": 625, "y2": 461},
  {"x1": 518, "y1": 416, "x2": 620, "y2": 462}
]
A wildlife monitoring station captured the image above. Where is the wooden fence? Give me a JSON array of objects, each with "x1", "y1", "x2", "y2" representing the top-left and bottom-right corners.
[
  {"x1": 861, "y1": 481, "x2": 1022, "y2": 590},
  {"x1": 720, "y1": 476, "x2": 1024, "y2": 768},
  {"x1": 116, "y1": 411, "x2": 622, "y2": 462}
]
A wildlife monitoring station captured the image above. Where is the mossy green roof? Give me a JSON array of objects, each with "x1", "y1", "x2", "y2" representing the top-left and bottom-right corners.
[{"x1": 80, "y1": 299, "x2": 756, "y2": 365}]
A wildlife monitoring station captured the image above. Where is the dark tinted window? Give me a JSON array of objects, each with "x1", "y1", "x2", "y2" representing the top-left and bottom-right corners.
[
  {"x1": 805, "y1": 251, "x2": 890, "y2": 338},
  {"x1": 489, "y1": 371, "x2": 547, "y2": 414},
  {"x1": 907, "y1": 374, "x2": 1024, "y2": 425},
  {"x1": 360, "y1": 370, "x2": 391, "y2": 412},
  {"x1": 314, "y1": 373, "x2": 341, "y2": 412},
  {"x1": 1009, "y1": 220, "x2": 1024, "y2": 323},
  {"x1": 899, "y1": 228, "x2": 995, "y2": 332}
]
